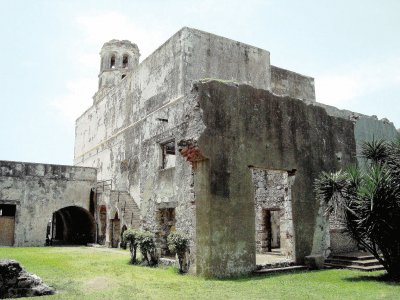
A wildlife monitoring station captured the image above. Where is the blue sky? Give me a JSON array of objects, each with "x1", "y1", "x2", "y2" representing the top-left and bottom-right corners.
[{"x1": 0, "y1": 0, "x2": 399, "y2": 165}]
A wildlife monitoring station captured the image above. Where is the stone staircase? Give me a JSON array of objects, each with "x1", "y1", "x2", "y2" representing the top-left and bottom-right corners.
[
  {"x1": 254, "y1": 263, "x2": 308, "y2": 275},
  {"x1": 324, "y1": 251, "x2": 384, "y2": 271},
  {"x1": 254, "y1": 251, "x2": 308, "y2": 275}
]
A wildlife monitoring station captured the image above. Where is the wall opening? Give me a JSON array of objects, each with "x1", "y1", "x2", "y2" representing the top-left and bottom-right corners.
[
  {"x1": 110, "y1": 211, "x2": 120, "y2": 248},
  {"x1": 50, "y1": 206, "x2": 95, "y2": 245},
  {"x1": 251, "y1": 168, "x2": 296, "y2": 260},
  {"x1": 122, "y1": 55, "x2": 129, "y2": 68},
  {"x1": 110, "y1": 55, "x2": 116, "y2": 69},
  {"x1": 161, "y1": 140, "x2": 176, "y2": 169},
  {"x1": 89, "y1": 190, "x2": 96, "y2": 216},
  {"x1": 157, "y1": 208, "x2": 176, "y2": 257},
  {"x1": 259, "y1": 209, "x2": 281, "y2": 253},
  {"x1": 0, "y1": 204, "x2": 16, "y2": 246},
  {"x1": 98, "y1": 205, "x2": 107, "y2": 245}
]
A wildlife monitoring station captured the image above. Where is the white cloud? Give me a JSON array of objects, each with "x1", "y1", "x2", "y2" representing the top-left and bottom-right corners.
[{"x1": 315, "y1": 58, "x2": 400, "y2": 106}]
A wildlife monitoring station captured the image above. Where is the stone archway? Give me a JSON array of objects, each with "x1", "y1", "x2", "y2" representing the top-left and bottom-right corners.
[{"x1": 50, "y1": 206, "x2": 95, "y2": 245}]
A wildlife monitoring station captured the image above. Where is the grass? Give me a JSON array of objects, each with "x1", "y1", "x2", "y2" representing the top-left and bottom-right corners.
[{"x1": 0, "y1": 247, "x2": 399, "y2": 299}]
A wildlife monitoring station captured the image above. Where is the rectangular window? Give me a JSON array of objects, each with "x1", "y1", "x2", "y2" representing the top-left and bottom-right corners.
[{"x1": 161, "y1": 140, "x2": 176, "y2": 169}]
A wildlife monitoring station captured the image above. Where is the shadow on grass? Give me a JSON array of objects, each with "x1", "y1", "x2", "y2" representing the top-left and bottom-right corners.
[
  {"x1": 204, "y1": 268, "x2": 312, "y2": 282},
  {"x1": 343, "y1": 272, "x2": 400, "y2": 285}
]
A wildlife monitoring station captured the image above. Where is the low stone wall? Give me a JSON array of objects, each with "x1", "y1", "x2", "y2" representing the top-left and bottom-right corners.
[{"x1": 0, "y1": 260, "x2": 54, "y2": 298}]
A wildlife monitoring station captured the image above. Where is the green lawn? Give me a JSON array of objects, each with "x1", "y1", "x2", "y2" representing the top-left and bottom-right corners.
[{"x1": 0, "y1": 247, "x2": 399, "y2": 299}]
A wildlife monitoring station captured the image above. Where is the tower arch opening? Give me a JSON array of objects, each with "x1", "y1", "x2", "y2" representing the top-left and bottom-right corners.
[
  {"x1": 50, "y1": 206, "x2": 95, "y2": 245},
  {"x1": 122, "y1": 54, "x2": 129, "y2": 68},
  {"x1": 110, "y1": 55, "x2": 116, "y2": 68}
]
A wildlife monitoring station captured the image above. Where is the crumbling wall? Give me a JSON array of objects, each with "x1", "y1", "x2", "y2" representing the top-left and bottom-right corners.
[
  {"x1": 74, "y1": 27, "x2": 276, "y2": 255},
  {"x1": 0, "y1": 161, "x2": 96, "y2": 246},
  {"x1": 192, "y1": 80, "x2": 356, "y2": 277}
]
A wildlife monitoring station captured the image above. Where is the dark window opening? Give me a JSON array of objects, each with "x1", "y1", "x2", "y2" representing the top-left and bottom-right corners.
[
  {"x1": 89, "y1": 190, "x2": 95, "y2": 216},
  {"x1": 122, "y1": 55, "x2": 129, "y2": 68},
  {"x1": 110, "y1": 55, "x2": 116, "y2": 69},
  {"x1": 0, "y1": 204, "x2": 16, "y2": 217},
  {"x1": 161, "y1": 140, "x2": 176, "y2": 169}
]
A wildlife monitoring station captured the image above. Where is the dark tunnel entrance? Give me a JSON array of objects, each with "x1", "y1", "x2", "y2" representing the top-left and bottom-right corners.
[{"x1": 49, "y1": 206, "x2": 96, "y2": 245}]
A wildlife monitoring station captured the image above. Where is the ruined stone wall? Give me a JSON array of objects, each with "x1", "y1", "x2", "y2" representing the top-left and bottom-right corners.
[
  {"x1": 0, "y1": 161, "x2": 96, "y2": 246},
  {"x1": 191, "y1": 80, "x2": 356, "y2": 277},
  {"x1": 74, "y1": 27, "x2": 277, "y2": 255},
  {"x1": 309, "y1": 101, "x2": 399, "y2": 255},
  {"x1": 271, "y1": 65, "x2": 315, "y2": 101}
]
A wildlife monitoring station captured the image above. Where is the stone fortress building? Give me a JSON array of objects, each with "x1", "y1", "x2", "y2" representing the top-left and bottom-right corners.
[{"x1": 1, "y1": 27, "x2": 398, "y2": 277}]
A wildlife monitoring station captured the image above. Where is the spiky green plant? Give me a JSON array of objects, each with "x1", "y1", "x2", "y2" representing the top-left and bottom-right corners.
[{"x1": 315, "y1": 139, "x2": 400, "y2": 281}]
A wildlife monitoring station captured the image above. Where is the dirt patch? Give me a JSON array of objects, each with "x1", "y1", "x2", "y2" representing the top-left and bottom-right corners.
[{"x1": 85, "y1": 276, "x2": 117, "y2": 291}]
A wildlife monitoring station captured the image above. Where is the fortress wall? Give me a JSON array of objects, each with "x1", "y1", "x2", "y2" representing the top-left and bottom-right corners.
[{"x1": 0, "y1": 160, "x2": 96, "y2": 246}]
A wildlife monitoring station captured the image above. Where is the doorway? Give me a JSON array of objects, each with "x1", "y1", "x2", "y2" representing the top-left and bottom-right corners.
[
  {"x1": 111, "y1": 211, "x2": 120, "y2": 248},
  {"x1": 50, "y1": 206, "x2": 95, "y2": 245},
  {"x1": 0, "y1": 204, "x2": 16, "y2": 246}
]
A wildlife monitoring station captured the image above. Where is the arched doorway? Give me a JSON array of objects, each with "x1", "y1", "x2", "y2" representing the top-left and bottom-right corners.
[
  {"x1": 50, "y1": 206, "x2": 95, "y2": 245},
  {"x1": 98, "y1": 205, "x2": 107, "y2": 245},
  {"x1": 111, "y1": 211, "x2": 120, "y2": 248},
  {"x1": 120, "y1": 224, "x2": 128, "y2": 249}
]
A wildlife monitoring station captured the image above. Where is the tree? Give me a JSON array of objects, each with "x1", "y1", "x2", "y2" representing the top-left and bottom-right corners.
[
  {"x1": 122, "y1": 229, "x2": 140, "y2": 264},
  {"x1": 167, "y1": 232, "x2": 190, "y2": 273},
  {"x1": 136, "y1": 231, "x2": 158, "y2": 266},
  {"x1": 315, "y1": 139, "x2": 400, "y2": 280}
]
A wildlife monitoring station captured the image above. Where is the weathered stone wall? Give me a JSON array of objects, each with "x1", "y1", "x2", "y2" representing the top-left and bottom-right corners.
[
  {"x1": 0, "y1": 160, "x2": 96, "y2": 246},
  {"x1": 96, "y1": 190, "x2": 140, "y2": 246},
  {"x1": 271, "y1": 65, "x2": 315, "y2": 101},
  {"x1": 309, "y1": 101, "x2": 399, "y2": 255},
  {"x1": 74, "y1": 27, "x2": 279, "y2": 256},
  {"x1": 191, "y1": 80, "x2": 356, "y2": 277},
  {"x1": 251, "y1": 168, "x2": 295, "y2": 257}
]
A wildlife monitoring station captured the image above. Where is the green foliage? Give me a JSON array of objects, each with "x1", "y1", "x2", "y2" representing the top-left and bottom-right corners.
[
  {"x1": 136, "y1": 230, "x2": 157, "y2": 266},
  {"x1": 122, "y1": 228, "x2": 140, "y2": 264},
  {"x1": 167, "y1": 232, "x2": 190, "y2": 273},
  {"x1": 315, "y1": 138, "x2": 400, "y2": 281}
]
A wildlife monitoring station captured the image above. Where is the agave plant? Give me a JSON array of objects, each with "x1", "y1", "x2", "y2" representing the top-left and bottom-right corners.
[{"x1": 315, "y1": 139, "x2": 400, "y2": 280}]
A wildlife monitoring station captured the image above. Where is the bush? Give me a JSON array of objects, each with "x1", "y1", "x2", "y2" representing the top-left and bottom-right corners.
[
  {"x1": 122, "y1": 229, "x2": 139, "y2": 264},
  {"x1": 167, "y1": 232, "x2": 190, "y2": 273},
  {"x1": 315, "y1": 139, "x2": 400, "y2": 281},
  {"x1": 137, "y1": 231, "x2": 158, "y2": 266}
]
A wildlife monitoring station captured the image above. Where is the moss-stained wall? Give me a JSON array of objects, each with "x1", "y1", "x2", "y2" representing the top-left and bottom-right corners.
[{"x1": 193, "y1": 81, "x2": 357, "y2": 277}]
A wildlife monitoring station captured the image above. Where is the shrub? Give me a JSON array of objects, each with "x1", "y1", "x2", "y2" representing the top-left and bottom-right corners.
[
  {"x1": 315, "y1": 139, "x2": 400, "y2": 281},
  {"x1": 137, "y1": 231, "x2": 158, "y2": 266},
  {"x1": 167, "y1": 232, "x2": 190, "y2": 273},
  {"x1": 122, "y1": 228, "x2": 139, "y2": 264}
]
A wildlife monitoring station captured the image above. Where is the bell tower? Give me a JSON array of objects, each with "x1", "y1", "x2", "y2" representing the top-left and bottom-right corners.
[{"x1": 98, "y1": 39, "x2": 140, "y2": 91}]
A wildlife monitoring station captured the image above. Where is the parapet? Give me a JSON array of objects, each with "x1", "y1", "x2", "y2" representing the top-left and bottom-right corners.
[{"x1": 271, "y1": 65, "x2": 315, "y2": 101}]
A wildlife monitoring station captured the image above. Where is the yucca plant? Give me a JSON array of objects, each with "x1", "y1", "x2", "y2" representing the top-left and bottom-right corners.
[{"x1": 315, "y1": 139, "x2": 400, "y2": 281}]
